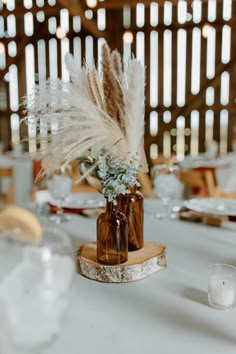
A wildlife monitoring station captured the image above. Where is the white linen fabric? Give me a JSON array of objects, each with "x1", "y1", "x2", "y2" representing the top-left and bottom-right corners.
[{"x1": 22, "y1": 197, "x2": 236, "y2": 354}]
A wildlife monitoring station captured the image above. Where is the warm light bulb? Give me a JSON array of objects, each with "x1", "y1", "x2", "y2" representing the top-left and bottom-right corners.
[
  {"x1": 123, "y1": 30, "x2": 134, "y2": 44},
  {"x1": 202, "y1": 23, "x2": 212, "y2": 38},
  {"x1": 86, "y1": 0, "x2": 97, "y2": 8},
  {"x1": 0, "y1": 42, "x2": 5, "y2": 54},
  {"x1": 56, "y1": 26, "x2": 66, "y2": 39},
  {"x1": 2, "y1": 0, "x2": 7, "y2": 4}
]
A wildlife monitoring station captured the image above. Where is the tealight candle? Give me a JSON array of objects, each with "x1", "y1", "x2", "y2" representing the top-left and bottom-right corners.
[
  {"x1": 210, "y1": 278, "x2": 235, "y2": 307},
  {"x1": 208, "y1": 264, "x2": 236, "y2": 311}
]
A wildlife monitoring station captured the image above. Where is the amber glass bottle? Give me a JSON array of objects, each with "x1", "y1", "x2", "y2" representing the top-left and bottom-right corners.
[
  {"x1": 97, "y1": 198, "x2": 128, "y2": 265},
  {"x1": 118, "y1": 186, "x2": 144, "y2": 251}
]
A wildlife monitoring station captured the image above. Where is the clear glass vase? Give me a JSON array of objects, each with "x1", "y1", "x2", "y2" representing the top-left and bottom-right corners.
[
  {"x1": 118, "y1": 186, "x2": 144, "y2": 251},
  {"x1": 0, "y1": 227, "x2": 75, "y2": 354},
  {"x1": 97, "y1": 198, "x2": 128, "y2": 265}
]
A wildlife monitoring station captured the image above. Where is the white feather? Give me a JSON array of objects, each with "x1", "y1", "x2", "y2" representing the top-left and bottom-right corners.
[
  {"x1": 23, "y1": 52, "x2": 146, "y2": 177},
  {"x1": 23, "y1": 73, "x2": 127, "y2": 175},
  {"x1": 123, "y1": 60, "x2": 145, "y2": 165}
]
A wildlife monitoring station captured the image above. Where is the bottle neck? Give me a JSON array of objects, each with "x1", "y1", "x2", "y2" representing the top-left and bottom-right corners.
[
  {"x1": 106, "y1": 199, "x2": 117, "y2": 212},
  {"x1": 128, "y1": 185, "x2": 137, "y2": 193}
]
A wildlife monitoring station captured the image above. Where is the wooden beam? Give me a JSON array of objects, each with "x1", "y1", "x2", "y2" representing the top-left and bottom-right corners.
[
  {"x1": 1, "y1": 29, "x2": 101, "y2": 45},
  {"x1": 94, "y1": 0, "x2": 155, "y2": 9},
  {"x1": 145, "y1": 103, "x2": 236, "y2": 115},
  {"x1": 0, "y1": 4, "x2": 57, "y2": 17},
  {"x1": 94, "y1": 0, "x2": 212, "y2": 9},
  {"x1": 57, "y1": 0, "x2": 109, "y2": 40},
  {"x1": 0, "y1": 1, "x2": 108, "y2": 39},
  {"x1": 129, "y1": 19, "x2": 236, "y2": 32},
  {"x1": 2, "y1": 17, "x2": 234, "y2": 47}
]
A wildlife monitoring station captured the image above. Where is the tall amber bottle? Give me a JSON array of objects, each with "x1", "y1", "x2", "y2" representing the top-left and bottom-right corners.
[
  {"x1": 97, "y1": 198, "x2": 128, "y2": 265},
  {"x1": 118, "y1": 186, "x2": 144, "y2": 251}
]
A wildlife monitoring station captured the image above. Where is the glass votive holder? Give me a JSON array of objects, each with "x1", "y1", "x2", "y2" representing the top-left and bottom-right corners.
[
  {"x1": 0, "y1": 226, "x2": 76, "y2": 354},
  {"x1": 208, "y1": 264, "x2": 236, "y2": 311}
]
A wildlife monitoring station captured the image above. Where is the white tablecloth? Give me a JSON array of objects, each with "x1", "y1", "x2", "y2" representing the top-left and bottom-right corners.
[{"x1": 32, "y1": 198, "x2": 236, "y2": 354}]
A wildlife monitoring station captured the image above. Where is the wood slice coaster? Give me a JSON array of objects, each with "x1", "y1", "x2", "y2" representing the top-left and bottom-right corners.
[{"x1": 77, "y1": 242, "x2": 166, "y2": 283}]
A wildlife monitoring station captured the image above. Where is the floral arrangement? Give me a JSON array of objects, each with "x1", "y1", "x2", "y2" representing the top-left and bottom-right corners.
[
  {"x1": 23, "y1": 43, "x2": 146, "y2": 202},
  {"x1": 96, "y1": 153, "x2": 140, "y2": 204}
]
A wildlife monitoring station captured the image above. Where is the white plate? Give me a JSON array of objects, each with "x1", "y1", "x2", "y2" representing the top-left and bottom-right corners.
[
  {"x1": 185, "y1": 198, "x2": 236, "y2": 216},
  {"x1": 50, "y1": 193, "x2": 105, "y2": 210}
]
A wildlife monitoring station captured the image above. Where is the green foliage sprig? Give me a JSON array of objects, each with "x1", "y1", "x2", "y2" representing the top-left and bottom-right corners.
[{"x1": 97, "y1": 154, "x2": 141, "y2": 205}]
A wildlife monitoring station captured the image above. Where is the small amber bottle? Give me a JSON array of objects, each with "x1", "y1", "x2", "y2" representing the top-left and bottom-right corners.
[
  {"x1": 118, "y1": 185, "x2": 144, "y2": 251},
  {"x1": 97, "y1": 198, "x2": 128, "y2": 265}
]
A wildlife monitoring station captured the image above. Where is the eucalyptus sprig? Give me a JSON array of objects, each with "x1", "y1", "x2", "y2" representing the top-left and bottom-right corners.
[{"x1": 97, "y1": 154, "x2": 140, "y2": 204}]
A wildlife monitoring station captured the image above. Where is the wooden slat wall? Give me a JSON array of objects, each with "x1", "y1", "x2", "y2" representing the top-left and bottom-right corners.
[{"x1": 0, "y1": 0, "x2": 235, "y2": 161}]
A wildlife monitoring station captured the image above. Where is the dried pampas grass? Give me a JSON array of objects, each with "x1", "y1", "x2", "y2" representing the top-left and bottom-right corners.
[{"x1": 23, "y1": 43, "x2": 146, "y2": 178}]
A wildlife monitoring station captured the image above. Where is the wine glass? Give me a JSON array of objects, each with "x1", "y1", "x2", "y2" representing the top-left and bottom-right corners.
[
  {"x1": 0, "y1": 226, "x2": 75, "y2": 354},
  {"x1": 152, "y1": 163, "x2": 180, "y2": 219},
  {"x1": 46, "y1": 165, "x2": 73, "y2": 224}
]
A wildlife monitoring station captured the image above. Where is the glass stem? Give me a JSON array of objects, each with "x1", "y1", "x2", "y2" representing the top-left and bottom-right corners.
[
  {"x1": 162, "y1": 198, "x2": 170, "y2": 217},
  {"x1": 56, "y1": 200, "x2": 64, "y2": 218}
]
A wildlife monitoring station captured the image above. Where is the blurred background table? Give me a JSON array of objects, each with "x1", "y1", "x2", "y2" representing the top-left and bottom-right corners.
[
  {"x1": 0, "y1": 153, "x2": 33, "y2": 206},
  {"x1": 179, "y1": 153, "x2": 236, "y2": 191}
]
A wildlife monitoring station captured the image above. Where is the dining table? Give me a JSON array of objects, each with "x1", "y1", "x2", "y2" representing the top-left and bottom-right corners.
[
  {"x1": 179, "y1": 152, "x2": 236, "y2": 193},
  {"x1": 27, "y1": 196, "x2": 236, "y2": 354}
]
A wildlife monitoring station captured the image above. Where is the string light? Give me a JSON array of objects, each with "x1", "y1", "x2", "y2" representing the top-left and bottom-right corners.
[
  {"x1": 123, "y1": 30, "x2": 134, "y2": 44},
  {"x1": 56, "y1": 26, "x2": 66, "y2": 39},
  {"x1": 86, "y1": 0, "x2": 97, "y2": 8},
  {"x1": 0, "y1": 42, "x2": 5, "y2": 54},
  {"x1": 202, "y1": 23, "x2": 212, "y2": 38}
]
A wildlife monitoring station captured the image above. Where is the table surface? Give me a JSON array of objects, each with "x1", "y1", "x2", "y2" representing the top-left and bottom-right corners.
[{"x1": 35, "y1": 197, "x2": 236, "y2": 354}]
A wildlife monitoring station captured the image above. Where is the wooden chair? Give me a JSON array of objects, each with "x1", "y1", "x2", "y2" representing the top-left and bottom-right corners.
[
  {"x1": 0, "y1": 166, "x2": 13, "y2": 205},
  {"x1": 179, "y1": 169, "x2": 236, "y2": 199},
  {"x1": 150, "y1": 154, "x2": 169, "y2": 167},
  {"x1": 0, "y1": 167, "x2": 12, "y2": 178}
]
